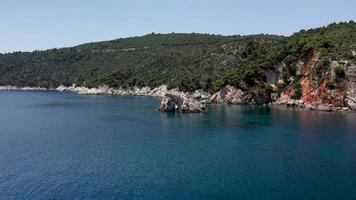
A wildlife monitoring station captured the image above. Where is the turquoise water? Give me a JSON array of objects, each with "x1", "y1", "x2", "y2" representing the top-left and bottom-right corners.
[{"x1": 0, "y1": 91, "x2": 356, "y2": 199}]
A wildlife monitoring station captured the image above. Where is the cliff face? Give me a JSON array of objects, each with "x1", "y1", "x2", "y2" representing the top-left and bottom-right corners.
[
  {"x1": 212, "y1": 49, "x2": 356, "y2": 111},
  {"x1": 275, "y1": 51, "x2": 354, "y2": 111}
]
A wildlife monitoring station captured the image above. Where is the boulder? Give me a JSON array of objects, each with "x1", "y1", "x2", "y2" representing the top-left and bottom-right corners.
[
  {"x1": 56, "y1": 85, "x2": 67, "y2": 92},
  {"x1": 159, "y1": 92, "x2": 205, "y2": 113}
]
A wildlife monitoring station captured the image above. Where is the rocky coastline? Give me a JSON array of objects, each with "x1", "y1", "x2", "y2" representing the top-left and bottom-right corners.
[
  {"x1": 0, "y1": 84, "x2": 208, "y2": 98},
  {"x1": 1, "y1": 82, "x2": 355, "y2": 112},
  {"x1": 0, "y1": 85, "x2": 210, "y2": 113},
  {"x1": 0, "y1": 86, "x2": 49, "y2": 91}
]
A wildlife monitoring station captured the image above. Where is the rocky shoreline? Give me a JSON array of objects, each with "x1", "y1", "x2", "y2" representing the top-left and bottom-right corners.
[
  {"x1": 0, "y1": 85, "x2": 208, "y2": 98},
  {"x1": 0, "y1": 86, "x2": 49, "y2": 91},
  {"x1": 272, "y1": 99, "x2": 351, "y2": 112},
  {"x1": 1, "y1": 84, "x2": 354, "y2": 112},
  {"x1": 210, "y1": 85, "x2": 353, "y2": 112},
  {"x1": 0, "y1": 85, "x2": 210, "y2": 112}
]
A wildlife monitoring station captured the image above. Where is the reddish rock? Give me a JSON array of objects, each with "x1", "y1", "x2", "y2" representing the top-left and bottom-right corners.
[{"x1": 297, "y1": 50, "x2": 319, "y2": 76}]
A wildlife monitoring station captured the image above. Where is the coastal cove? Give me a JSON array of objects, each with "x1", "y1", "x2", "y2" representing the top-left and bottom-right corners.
[{"x1": 0, "y1": 91, "x2": 356, "y2": 199}]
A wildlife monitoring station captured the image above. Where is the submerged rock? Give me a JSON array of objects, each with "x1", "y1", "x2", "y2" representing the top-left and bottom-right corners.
[{"x1": 159, "y1": 92, "x2": 205, "y2": 113}]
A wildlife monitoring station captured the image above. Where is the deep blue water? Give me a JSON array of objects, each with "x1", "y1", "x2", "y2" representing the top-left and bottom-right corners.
[{"x1": 0, "y1": 91, "x2": 356, "y2": 200}]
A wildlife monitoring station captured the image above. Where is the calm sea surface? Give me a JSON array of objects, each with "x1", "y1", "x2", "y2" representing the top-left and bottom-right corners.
[{"x1": 0, "y1": 91, "x2": 356, "y2": 199}]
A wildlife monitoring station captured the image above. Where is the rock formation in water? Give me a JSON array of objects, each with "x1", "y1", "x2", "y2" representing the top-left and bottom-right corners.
[{"x1": 159, "y1": 92, "x2": 205, "y2": 113}]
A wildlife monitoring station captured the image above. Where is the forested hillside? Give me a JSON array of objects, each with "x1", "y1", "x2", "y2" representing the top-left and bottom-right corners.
[{"x1": 0, "y1": 21, "x2": 355, "y2": 94}]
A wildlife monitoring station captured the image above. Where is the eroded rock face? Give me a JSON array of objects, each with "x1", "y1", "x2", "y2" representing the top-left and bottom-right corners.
[
  {"x1": 275, "y1": 58, "x2": 355, "y2": 111},
  {"x1": 159, "y1": 92, "x2": 205, "y2": 113},
  {"x1": 296, "y1": 50, "x2": 320, "y2": 76}
]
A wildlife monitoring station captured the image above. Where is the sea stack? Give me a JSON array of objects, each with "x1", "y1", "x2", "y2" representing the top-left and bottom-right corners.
[{"x1": 159, "y1": 92, "x2": 205, "y2": 113}]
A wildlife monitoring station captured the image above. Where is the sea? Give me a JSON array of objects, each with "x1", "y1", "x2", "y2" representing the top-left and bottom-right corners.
[{"x1": 0, "y1": 91, "x2": 355, "y2": 199}]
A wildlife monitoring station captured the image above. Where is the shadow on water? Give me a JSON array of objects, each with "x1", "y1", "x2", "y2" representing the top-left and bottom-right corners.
[
  {"x1": 205, "y1": 104, "x2": 275, "y2": 132},
  {"x1": 158, "y1": 103, "x2": 356, "y2": 137},
  {"x1": 157, "y1": 104, "x2": 275, "y2": 135}
]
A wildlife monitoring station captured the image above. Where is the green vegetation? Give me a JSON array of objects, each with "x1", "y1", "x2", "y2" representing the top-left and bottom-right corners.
[
  {"x1": 291, "y1": 82, "x2": 302, "y2": 100},
  {"x1": 0, "y1": 21, "x2": 355, "y2": 93},
  {"x1": 334, "y1": 66, "x2": 346, "y2": 79},
  {"x1": 326, "y1": 80, "x2": 336, "y2": 90}
]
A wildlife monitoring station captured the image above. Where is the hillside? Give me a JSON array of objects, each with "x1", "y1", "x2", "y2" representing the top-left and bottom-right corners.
[
  {"x1": 0, "y1": 33, "x2": 283, "y2": 91},
  {"x1": 0, "y1": 21, "x2": 355, "y2": 110}
]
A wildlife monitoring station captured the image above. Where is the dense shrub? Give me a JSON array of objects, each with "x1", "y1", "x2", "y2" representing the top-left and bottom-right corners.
[
  {"x1": 334, "y1": 66, "x2": 345, "y2": 79},
  {"x1": 326, "y1": 80, "x2": 335, "y2": 89},
  {"x1": 291, "y1": 83, "x2": 302, "y2": 100}
]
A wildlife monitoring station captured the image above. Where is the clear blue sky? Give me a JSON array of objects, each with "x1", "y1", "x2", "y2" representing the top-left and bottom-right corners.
[{"x1": 0, "y1": 0, "x2": 355, "y2": 53}]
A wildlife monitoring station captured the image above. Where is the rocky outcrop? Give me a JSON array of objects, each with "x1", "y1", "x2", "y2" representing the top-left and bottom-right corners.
[
  {"x1": 274, "y1": 58, "x2": 355, "y2": 111},
  {"x1": 210, "y1": 85, "x2": 270, "y2": 104},
  {"x1": 159, "y1": 92, "x2": 205, "y2": 113},
  {"x1": 211, "y1": 85, "x2": 249, "y2": 104}
]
